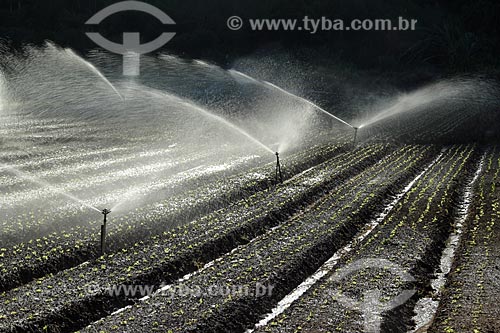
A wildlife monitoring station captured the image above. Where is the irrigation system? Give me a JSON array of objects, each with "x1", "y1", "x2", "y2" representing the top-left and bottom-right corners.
[
  {"x1": 230, "y1": 69, "x2": 355, "y2": 130},
  {"x1": 100, "y1": 209, "x2": 111, "y2": 255},
  {"x1": 353, "y1": 127, "x2": 359, "y2": 146},
  {"x1": 275, "y1": 152, "x2": 283, "y2": 184}
]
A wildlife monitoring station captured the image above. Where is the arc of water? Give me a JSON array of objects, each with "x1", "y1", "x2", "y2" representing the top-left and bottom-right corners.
[
  {"x1": 229, "y1": 69, "x2": 354, "y2": 128},
  {"x1": 183, "y1": 101, "x2": 275, "y2": 154},
  {"x1": 0, "y1": 163, "x2": 101, "y2": 213},
  {"x1": 135, "y1": 86, "x2": 275, "y2": 154},
  {"x1": 228, "y1": 69, "x2": 260, "y2": 84},
  {"x1": 357, "y1": 79, "x2": 500, "y2": 130},
  {"x1": 65, "y1": 49, "x2": 124, "y2": 100},
  {"x1": 264, "y1": 81, "x2": 354, "y2": 128},
  {"x1": 358, "y1": 102, "x2": 409, "y2": 129}
]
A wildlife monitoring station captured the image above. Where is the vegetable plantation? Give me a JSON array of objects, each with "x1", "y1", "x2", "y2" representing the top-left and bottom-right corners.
[
  {"x1": 1, "y1": 52, "x2": 499, "y2": 332},
  {"x1": 1, "y1": 110, "x2": 499, "y2": 333}
]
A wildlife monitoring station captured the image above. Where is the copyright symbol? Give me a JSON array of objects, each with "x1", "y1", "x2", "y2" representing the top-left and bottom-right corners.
[{"x1": 227, "y1": 16, "x2": 243, "y2": 30}]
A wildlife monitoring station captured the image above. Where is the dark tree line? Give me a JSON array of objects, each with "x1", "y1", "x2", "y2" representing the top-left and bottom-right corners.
[{"x1": 0, "y1": 0, "x2": 498, "y2": 72}]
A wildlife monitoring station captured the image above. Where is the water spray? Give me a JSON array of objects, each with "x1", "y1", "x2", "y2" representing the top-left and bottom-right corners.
[
  {"x1": 100, "y1": 209, "x2": 111, "y2": 255},
  {"x1": 142, "y1": 88, "x2": 275, "y2": 154},
  {"x1": 0, "y1": 162, "x2": 101, "y2": 212},
  {"x1": 230, "y1": 70, "x2": 354, "y2": 129},
  {"x1": 275, "y1": 152, "x2": 283, "y2": 184},
  {"x1": 65, "y1": 48, "x2": 124, "y2": 100}
]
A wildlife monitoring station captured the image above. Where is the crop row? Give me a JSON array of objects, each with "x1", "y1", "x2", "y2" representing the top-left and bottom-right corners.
[
  {"x1": 429, "y1": 147, "x2": 500, "y2": 333},
  {"x1": 80, "y1": 145, "x2": 437, "y2": 333},
  {"x1": 1, "y1": 149, "x2": 261, "y2": 243},
  {"x1": 0, "y1": 142, "x2": 346, "y2": 292},
  {"x1": 258, "y1": 145, "x2": 477, "y2": 333},
  {"x1": 0, "y1": 144, "x2": 391, "y2": 332}
]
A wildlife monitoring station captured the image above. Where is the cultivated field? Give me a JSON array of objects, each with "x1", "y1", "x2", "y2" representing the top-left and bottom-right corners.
[{"x1": 0, "y1": 116, "x2": 498, "y2": 333}]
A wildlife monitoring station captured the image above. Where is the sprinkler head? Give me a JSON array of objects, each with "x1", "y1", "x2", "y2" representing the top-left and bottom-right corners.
[
  {"x1": 352, "y1": 127, "x2": 359, "y2": 146},
  {"x1": 100, "y1": 209, "x2": 111, "y2": 255},
  {"x1": 275, "y1": 152, "x2": 283, "y2": 183}
]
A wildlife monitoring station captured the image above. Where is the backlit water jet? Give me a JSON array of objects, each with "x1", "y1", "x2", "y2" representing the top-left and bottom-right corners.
[
  {"x1": 356, "y1": 78, "x2": 499, "y2": 129},
  {"x1": 183, "y1": 100, "x2": 275, "y2": 154},
  {"x1": 0, "y1": 162, "x2": 101, "y2": 213},
  {"x1": 228, "y1": 69, "x2": 353, "y2": 128},
  {"x1": 228, "y1": 69, "x2": 260, "y2": 84},
  {"x1": 263, "y1": 81, "x2": 354, "y2": 128},
  {"x1": 65, "y1": 48, "x2": 124, "y2": 100},
  {"x1": 140, "y1": 87, "x2": 275, "y2": 155}
]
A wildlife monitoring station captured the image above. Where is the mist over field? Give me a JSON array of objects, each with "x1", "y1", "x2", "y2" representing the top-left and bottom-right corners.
[{"x1": 1, "y1": 1, "x2": 499, "y2": 333}]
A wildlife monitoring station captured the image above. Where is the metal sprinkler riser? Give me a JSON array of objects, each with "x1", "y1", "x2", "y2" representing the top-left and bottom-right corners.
[
  {"x1": 100, "y1": 209, "x2": 111, "y2": 255},
  {"x1": 353, "y1": 127, "x2": 359, "y2": 146},
  {"x1": 275, "y1": 152, "x2": 283, "y2": 184}
]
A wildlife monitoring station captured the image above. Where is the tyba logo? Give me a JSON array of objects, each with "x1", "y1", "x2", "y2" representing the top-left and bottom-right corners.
[{"x1": 86, "y1": 1, "x2": 176, "y2": 76}]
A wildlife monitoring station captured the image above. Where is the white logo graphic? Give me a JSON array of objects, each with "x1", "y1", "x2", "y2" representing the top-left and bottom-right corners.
[
  {"x1": 86, "y1": 1, "x2": 176, "y2": 76},
  {"x1": 329, "y1": 258, "x2": 416, "y2": 333}
]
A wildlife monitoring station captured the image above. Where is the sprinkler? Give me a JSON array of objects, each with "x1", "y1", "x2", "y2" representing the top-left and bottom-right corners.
[
  {"x1": 100, "y1": 209, "x2": 111, "y2": 255},
  {"x1": 275, "y1": 152, "x2": 283, "y2": 184},
  {"x1": 353, "y1": 127, "x2": 359, "y2": 146}
]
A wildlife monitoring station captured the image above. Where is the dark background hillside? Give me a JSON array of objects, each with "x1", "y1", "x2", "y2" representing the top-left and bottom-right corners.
[{"x1": 0, "y1": 0, "x2": 499, "y2": 74}]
